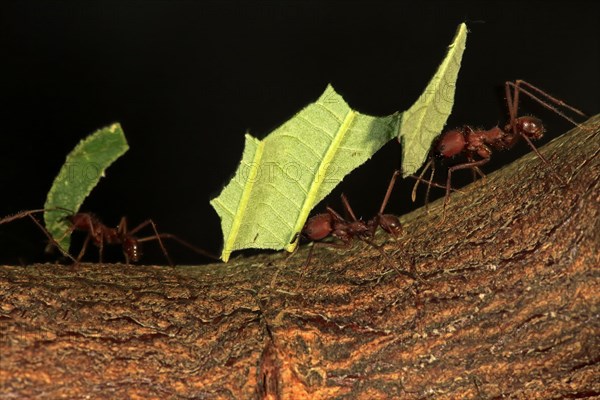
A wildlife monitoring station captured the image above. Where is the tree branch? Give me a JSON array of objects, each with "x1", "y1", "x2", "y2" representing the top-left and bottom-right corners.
[{"x1": 1, "y1": 115, "x2": 599, "y2": 399}]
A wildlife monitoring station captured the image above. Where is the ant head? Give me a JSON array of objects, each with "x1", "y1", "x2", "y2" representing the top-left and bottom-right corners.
[
  {"x1": 123, "y1": 237, "x2": 141, "y2": 262},
  {"x1": 379, "y1": 214, "x2": 402, "y2": 237},
  {"x1": 512, "y1": 116, "x2": 545, "y2": 140},
  {"x1": 302, "y1": 213, "x2": 333, "y2": 241}
]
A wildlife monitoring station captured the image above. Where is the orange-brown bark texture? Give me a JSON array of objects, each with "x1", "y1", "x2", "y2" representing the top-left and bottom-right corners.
[{"x1": 1, "y1": 115, "x2": 599, "y2": 399}]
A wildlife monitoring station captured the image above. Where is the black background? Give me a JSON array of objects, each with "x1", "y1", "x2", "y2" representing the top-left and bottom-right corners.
[{"x1": 1, "y1": 1, "x2": 598, "y2": 264}]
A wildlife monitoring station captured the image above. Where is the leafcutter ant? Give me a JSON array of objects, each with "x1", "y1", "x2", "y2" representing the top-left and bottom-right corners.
[
  {"x1": 291, "y1": 170, "x2": 415, "y2": 280},
  {"x1": 411, "y1": 80, "x2": 588, "y2": 220},
  {"x1": 0, "y1": 208, "x2": 217, "y2": 265}
]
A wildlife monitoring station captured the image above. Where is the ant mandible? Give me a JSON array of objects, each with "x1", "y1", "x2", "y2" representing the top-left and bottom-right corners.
[
  {"x1": 412, "y1": 80, "x2": 587, "y2": 220},
  {"x1": 0, "y1": 208, "x2": 217, "y2": 265},
  {"x1": 295, "y1": 170, "x2": 414, "y2": 279}
]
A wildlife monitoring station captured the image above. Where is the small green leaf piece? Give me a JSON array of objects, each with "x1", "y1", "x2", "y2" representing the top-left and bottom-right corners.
[
  {"x1": 44, "y1": 123, "x2": 129, "y2": 250},
  {"x1": 399, "y1": 22, "x2": 468, "y2": 176},
  {"x1": 211, "y1": 85, "x2": 399, "y2": 261}
]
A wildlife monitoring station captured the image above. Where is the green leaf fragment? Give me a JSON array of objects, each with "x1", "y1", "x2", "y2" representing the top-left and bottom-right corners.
[
  {"x1": 44, "y1": 123, "x2": 129, "y2": 251},
  {"x1": 211, "y1": 23, "x2": 469, "y2": 261},
  {"x1": 399, "y1": 22, "x2": 468, "y2": 176},
  {"x1": 211, "y1": 85, "x2": 400, "y2": 261}
]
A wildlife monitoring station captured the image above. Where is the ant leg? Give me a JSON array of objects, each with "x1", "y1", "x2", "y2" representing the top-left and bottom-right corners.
[
  {"x1": 117, "y1": 216, "x2": 128, "y2": 236},
  {"x1": 76, "y1": 234, "x2": 92, "y2": 262},
  {"x1": 98, "y1": 235, "x2": 105, "y2": 263},
  {"x1": 340, "y1": 194, "x2": 358, "y2": 222},
  {"x1": 410, "y1": 174, "x2": 465, "y2": 202},
  {"x1": 411, "y1": 158, "x2": 433, "y2": 202},
  {"x1": 69, "y1": 213, "x2": 102, "y2": 263},
  {"x1": 411, "y1": 175, "x2": 452, "y2": 191},
  {"x1": 368, "y1": 169, "x2": 402, "y2": 238},
  {"x1": 473, "y1": 167, "x2": 486, "y2": 180},
  {"x1": 410, "y1": 175, "x2": 460, "y2": 192},
  {"x1": 139, "y1": 233, "x2": 219, "y2": 260},
  {"x1": 424, "y1": 159, "x2": 435, "y2": 211},
  {"x1": 0, "y1": 207, "x2": 74, "y2": 225},
  {"x1": 0, "y1": 209, "x2": 47, "y2": 224},
  {"x1": 508, "y1": 80, "x2": 587, "y2": 125},
  {"x1": 442, "y1": 158, "x2": 490, "y2": 223},
  {"x1": 117, "y1": 217, "x2": 130, "y2": 265},
  {"x1": 504, "y1": 81, "x2": 569, "y2": 184},
  {"x1": 505, "y1": 80, "x2": 519, "y2": 134},
  {"x1": 28, "y1": 213, "x2": 77, "y2": 263},
  {"x1": 505, "y1": 81, "x2": 520, "y2": 131},
  {"x1": 517, "y1": 80, "x2": 587, "y2": 117},
  {"x1": 359, "y1": 236, "x2": 419, "y2": 282},
  {"x1": 467, "y1": 155, "x2": 487, "y2": 183},
  {"x1": 379, "y1": 169, "x2": 401, "y2": 215},
  {"x1": 284, "y1": 233, "x2": 301, "y2": 263},
  {"x1": 129, "y1": 219, "x2": 173, "y2": 266},
  {"x1": 518, "y1": 134, "x2": 567, "y2": 185},
  {"x1": 292, "y1": 240, "x2": 352, "y2": 290},
  {"x1": 304, "y1": 240, "x2": 352, "y2": 267},
  {"x1": 521, "y1": 134, "x2": 550, "y2": 164},
  {"x1": 338, "y1": 168, "x2": 400, "y2": 227},
  {"x1": 0, "y1": 209, "x2": 77, "y2": 263},
  {"x1": 411, "y1": 160, "x2": 450, "y2": 213},
  {"x1": 339, "y1": 171, "x2": 401, "y2": 224},
  {"x1": 133, "y1": 219, "x2": 219, "y2": 264},
  {"x1": 506, "y1": 80, "x2": 590, "y2": 151}
]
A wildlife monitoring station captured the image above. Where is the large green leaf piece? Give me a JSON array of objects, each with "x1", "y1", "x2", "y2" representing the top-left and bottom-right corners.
[
  {"x1": 211, "y1": 85, "x2": 400, "y2": 261},
  {"x1": 399, "y1": 23, "x2": 468, "y2": 176},
  {"x1": 44, "y1": 123, "x2": 129, "y2": 250}
]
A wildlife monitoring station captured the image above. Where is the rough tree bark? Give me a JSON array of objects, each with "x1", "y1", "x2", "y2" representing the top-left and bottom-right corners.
[{"x1": 1, "y1": 115, "x2": 599, "y2": 399}]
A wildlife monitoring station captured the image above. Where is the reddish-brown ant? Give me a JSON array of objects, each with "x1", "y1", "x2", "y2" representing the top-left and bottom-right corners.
[
  {"x1": 292, "y1": 170, "x2": 415, "y2": 279},
  {"x1": 411, "y1": 80, "x2": 588, "y2": 219},
  {"x1": 0, "y1": 208, "x2": 217, "y2": 265},
  {"x1": 64, "y1": 212, "x2": 219, "y2": 265}
]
